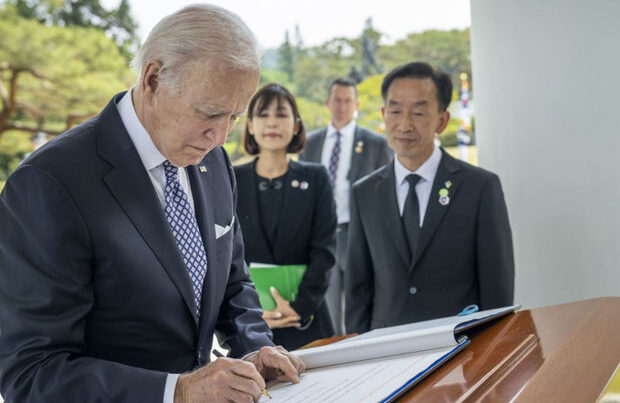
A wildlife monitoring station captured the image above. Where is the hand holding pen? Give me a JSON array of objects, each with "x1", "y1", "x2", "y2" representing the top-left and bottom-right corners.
[
  {"x1": 213, "y1": 349, "x2": 272, "y2": 399},
  {"x1": 174, "y1": 350, "x2": 271, "y2": 402},
  {"x1": 173, "y1": 345, "x2": 304, "y2": 402},
  {"x1": 244, "y1": 345, "x2": 305, "y2": 386}
]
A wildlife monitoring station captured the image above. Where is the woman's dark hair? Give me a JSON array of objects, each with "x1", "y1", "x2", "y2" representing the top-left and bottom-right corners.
[{"x1": 243, "y1": 83, "x2": 306, "y2": 155}]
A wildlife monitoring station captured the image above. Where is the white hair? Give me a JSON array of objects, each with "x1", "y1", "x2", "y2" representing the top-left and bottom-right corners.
[{"x1": 131, "y1": 4, "x2": 260, "y2": 92}]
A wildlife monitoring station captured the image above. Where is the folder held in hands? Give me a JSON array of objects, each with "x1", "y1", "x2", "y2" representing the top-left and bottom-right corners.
[{"x1": 248, "y1": 262, "x2": 306, "y2": 311}]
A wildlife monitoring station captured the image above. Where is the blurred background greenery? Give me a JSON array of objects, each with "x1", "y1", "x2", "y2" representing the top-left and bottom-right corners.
[{"x1": 0, "y1": 0, "x2": 474, "y2": 192}]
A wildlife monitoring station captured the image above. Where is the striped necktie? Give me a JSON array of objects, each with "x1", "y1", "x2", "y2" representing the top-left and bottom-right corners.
[{"x1": 328, "y1": 131, "x2": 342, "y2": 186}]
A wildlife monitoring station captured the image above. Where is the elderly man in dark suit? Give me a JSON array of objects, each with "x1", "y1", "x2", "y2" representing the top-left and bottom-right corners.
[
  {"x1": 299, "y1": 77, "x2": 391, "y2": 335},
  {"x1": 0, "y1": 5, "x2": 303, "y2": 403},
  {"x1": 345, "y1": 62, "x2": 514, "y2": 334}
]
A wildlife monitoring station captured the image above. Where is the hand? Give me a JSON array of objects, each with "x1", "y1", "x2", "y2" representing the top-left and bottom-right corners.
[
  {"x1": 262, "y1": 287, "x2": 301, "y2": 329},
  {"x1": 174, "y1": 356, "x2": 266, "y2": 403},
  {"x1": 245, "y1": 345, "x2": 306, "y2": 383}
]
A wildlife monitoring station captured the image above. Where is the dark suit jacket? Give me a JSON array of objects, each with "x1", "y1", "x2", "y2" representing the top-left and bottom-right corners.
[
  {"x1": 234, "y1": 159, "x2": 337, "y2": 350},
  {"x1": 0, "y1": 93, "x2": 273, "y2": 402},
  {"x1": 299, "y1": 125, "x2": 391, "y2": 186},
  {"x1": 345, "y1": 150, "x2": 515, "y2": 333}
]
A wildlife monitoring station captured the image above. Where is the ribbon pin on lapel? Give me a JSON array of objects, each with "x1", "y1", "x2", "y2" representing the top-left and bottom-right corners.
[
  {"x1": 438, "y1": 183, "x2": 451, "y2": 206},
  {"x1": 355, "y1": 140, "x2": 364, "y2": 154}
]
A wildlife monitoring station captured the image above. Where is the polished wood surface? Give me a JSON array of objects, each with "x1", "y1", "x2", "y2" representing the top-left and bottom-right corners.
[{"x1": 398, "y1": 297, "x2": 620, "y2": 402}]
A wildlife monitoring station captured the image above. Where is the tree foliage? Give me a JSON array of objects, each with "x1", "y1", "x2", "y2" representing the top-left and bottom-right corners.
[
  {"x1": 278, "y1": 30, "x2": 296, "y2": 83},
  {"x1": 379, "y1": 29, "x2": 471, "y2": 90},
  {"x1": 0, "y1": 129, "x2": 32, "y2": 181},
  {"x1": 8, "y1": 0, "x2": 139, "y2": 60},
  {"x1": 0, "y1": 3, "x2": 472, "y2": 173},
  {"x1": 0, "y1": 5, "x2": 134, "y2": 139},
  {"x1": 275, "y1": 24, "x2": 471, "y2": 107},
  {"x1": 270, "y1": 24, "x2": 471, "y2": 139}
]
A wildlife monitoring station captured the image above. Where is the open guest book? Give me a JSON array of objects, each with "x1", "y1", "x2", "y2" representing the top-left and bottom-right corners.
[{"x1": 262, "y1": 305, "x2": 520, "y2": 402}]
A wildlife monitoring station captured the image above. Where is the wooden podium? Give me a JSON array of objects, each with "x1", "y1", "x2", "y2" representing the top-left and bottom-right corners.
[{"x1": 393, "y1": 297, "x2": 620, "y2": 402}]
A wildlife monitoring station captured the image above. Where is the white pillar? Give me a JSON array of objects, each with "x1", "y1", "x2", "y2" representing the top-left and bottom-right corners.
[{"x1": 470, "y1": 0, "x2": 620, "y2": 308}]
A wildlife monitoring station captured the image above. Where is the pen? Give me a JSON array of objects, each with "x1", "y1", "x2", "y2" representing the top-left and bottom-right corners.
[{"x1": 212, "y1": 349, "x2": 272, "y2": 399}]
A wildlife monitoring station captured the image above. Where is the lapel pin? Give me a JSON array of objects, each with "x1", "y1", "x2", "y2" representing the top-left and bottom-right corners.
[
  {"x1": 439, "y1": 188, "x2": 449, "y2": 197},
  {"x1": 355, "y1": 140, "x2": 364, "y2": 154},
  {"x1": 199, "y1": 166, "x2": 207, "y2": 173},
  {"x1": 444, "y1": 180, "x2": 452, "y2": 189},
  {"x1": 291, "y1": 179, "x2": 299, "y2": 188},
  {"x1": 439, "y1": 195, "x2": 450, "y2": 206},
  {"x1": 300, "y1": 181, "x2": 309, "y2": 190}
]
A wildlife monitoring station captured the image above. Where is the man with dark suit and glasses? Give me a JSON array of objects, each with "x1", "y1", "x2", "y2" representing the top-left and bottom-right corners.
[
  {"x1": 345, "y1": 62, "x2": 514, "y2": 334},
  {"x1": 299, "y1": 77, "x2": 391, "y2": 335},
  {"x1": 0, "y1": 5, "x2": 303, "y2": 403}
]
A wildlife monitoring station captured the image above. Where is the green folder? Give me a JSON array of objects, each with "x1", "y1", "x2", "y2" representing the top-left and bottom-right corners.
[{"x1": 248, "y1": 263, "x2": 307, "y2": 311}]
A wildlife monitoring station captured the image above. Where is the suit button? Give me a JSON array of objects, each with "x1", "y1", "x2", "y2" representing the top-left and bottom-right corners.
[{"x1": 409, "y1": 286, "x2": 417, "y2": 295}]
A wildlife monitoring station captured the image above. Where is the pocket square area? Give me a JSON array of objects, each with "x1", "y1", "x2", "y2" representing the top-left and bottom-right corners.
[{"x1": 215, "y1": 216, "x2": 235, "y2": 239}]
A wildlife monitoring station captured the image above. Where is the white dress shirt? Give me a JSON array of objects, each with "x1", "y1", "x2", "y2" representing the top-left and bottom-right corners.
[
  {"x1": 116, "y1": 90, "x2": 183, "y2": 403},
  {"x1": 394, "y1": 145, "x2": 442, "y2": 226},
  {"x1": 320, "y1": 119, "x2": 356, "y2": 224}
]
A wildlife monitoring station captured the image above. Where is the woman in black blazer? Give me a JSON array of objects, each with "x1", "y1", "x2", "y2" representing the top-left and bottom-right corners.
[{"x1": 234, "y1": 83, "x2": 337, "y2": 350}]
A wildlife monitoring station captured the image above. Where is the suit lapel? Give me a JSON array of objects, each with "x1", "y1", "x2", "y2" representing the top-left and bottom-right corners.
[
  {"x1": 273, "y1": 161, "x2": 312, "y2": 259},
  {"x1": 309, "y1": 129, "x2": 327, "y2": 161},
  {"x1": 242, "y1": 160, "x2": 275, "y2": 262},
  {"x1": 348, "y1": 126, "x2": 364, "y2": 182},
  {"x1": 409, "y1": 150, "x2": 463, "y2": 272},
  {"x1": 97, "y1": 95, "x2": 198, "y2": 323},
  {"x1": 377, "y1": 161, "x2": 411, "y2": 267}
]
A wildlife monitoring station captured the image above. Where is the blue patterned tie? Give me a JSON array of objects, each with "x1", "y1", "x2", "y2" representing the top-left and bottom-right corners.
[
  {"x1": 163, "y1": 160, "x2": 207, "y2": 320},
  {"x1": 328, "y1": 131, "x2": 341, "y2": 186}
]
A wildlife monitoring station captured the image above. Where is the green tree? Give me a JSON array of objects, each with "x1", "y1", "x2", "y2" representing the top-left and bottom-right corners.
[
  {"x1": 259, "y1": 69, "x2": 295, "y2": 92},
  {"x1": 379, "y1": 29, "x2": 471, "y2": 87},
  {"x1": 294, "y1": 37, "x2": 359, "y2": 103},
  {"x1": 278, "y1": 30, "x2": 296, "y2": 82},
  {"x1": 297, "y1": 97, "x2": 329, "y2": 132},
  {"x1": 9, "y1": 0, "x2": 140, "y2": 60},
  {"x1": 0, "y1": 129, "x2": 32, "y2": 182},
  {"x1": 357, "y1": 74, "x2": 385, "y2": 133},
  {"x1": 0, "y1": 6, "x2": 134, "y2": 139}
]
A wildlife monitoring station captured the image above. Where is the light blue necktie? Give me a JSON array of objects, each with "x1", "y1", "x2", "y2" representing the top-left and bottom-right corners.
[{"x1": 163, "y1": 161, "x2": 207, "y2": 320}]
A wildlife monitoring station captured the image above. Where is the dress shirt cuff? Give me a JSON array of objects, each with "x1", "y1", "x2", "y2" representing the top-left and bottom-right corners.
[{"x1": 163, "y1": 373, "x2": 180, "y2": 403}]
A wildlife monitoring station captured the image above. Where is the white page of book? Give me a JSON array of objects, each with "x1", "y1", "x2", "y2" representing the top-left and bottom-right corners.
[
  {"x1": 293, "y1": 324, "x2": 456, "y2": 369},
  {"x1": 293, "y1": 305, "x2": 518, "y2": 369},
  {"x1": 263, "y1": 346, "x2": 455, "y2": 402},
  {"x1": 341, "y1": 305, "x2": 519, "y2": 344}
]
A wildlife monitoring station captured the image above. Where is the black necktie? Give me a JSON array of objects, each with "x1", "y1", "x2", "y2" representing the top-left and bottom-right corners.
[{"x1": 402, "y1": 174, "x2": 422, "y2": 260}]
